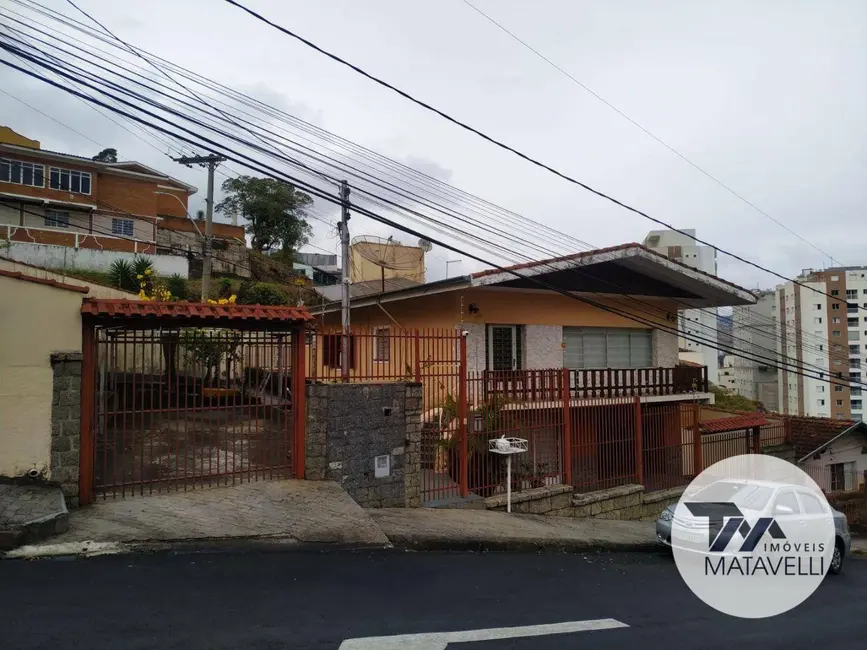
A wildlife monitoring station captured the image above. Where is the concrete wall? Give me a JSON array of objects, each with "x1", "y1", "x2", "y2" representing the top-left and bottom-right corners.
[
  {"x1": 3, "y1": 241, "x2": 188, "y2": 277},
  {"x1": 156, "y1": 226, "x2": 249, "y2": 278},
  {"x1": 0, "y1": 276, "x2": 83, "y2": 478},
  {"x1": 653, "y1": 329, "x2": 679, "y2": 367},
  {"x1": 305, "y1": 382, "x2": 422, "y2": 508},
  {"x1": 0, "y1": 258, "x2": 139, "y2": 299},
  {"x1": 524, "y1": 325, "x2": 563, "y2": 369}
]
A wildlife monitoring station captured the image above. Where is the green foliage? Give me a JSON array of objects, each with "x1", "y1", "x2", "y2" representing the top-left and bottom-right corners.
[
  {"x1": 108, "y1": 259, "x2": 137, "y2": 292},
  {"x1": 215, "y1": 175, "x2": 313, "y2": 254},
  {"x1": 237, "y1": 280, "x2": 288, "y2": 305},
  {"x1": 709, "y1": 383, "x2": 759, "y2": 412},
  {"x1": 91, "y1": 147, "x2": 117, "y2": 163},
  {"x1": 218, "y1": 277, "x2": 233, "y2": 299},
  {"x1": 179, "y1": 329, "x2": 242, "y2": 382},
  {"x1": 165, "y1": 273, "x2": 189, "y2": 301},
  {"x1": 132, "y1": 255, "x2": 154, "y2": 277}
]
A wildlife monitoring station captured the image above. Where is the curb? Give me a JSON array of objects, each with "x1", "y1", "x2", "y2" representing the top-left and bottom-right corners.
[
  {"x1": 383, "y1": 533, "x2": 666, "y2": 554},
  {"x1": 3, "y1": 535, "x2": 393, "y2": 560}
]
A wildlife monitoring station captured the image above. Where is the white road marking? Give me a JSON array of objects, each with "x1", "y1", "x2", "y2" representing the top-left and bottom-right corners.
[{"x1": 338, "y1": 618, "x2": 629, "y2": 649}]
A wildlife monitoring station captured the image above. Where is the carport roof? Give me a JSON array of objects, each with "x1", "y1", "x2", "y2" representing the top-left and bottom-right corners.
[{"x1": 81, "y1": 299, "x2": 313, "y2": 324}]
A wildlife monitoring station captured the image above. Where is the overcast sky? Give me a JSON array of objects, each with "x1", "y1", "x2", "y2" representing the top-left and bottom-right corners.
[{"x1": 1, "y1": 0, "x2": 865, "y2": 288}]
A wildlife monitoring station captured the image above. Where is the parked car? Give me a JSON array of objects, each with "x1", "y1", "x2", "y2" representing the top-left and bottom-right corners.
[{"x1": 655, "y1": 479, "x2": 851, "y2": 575}]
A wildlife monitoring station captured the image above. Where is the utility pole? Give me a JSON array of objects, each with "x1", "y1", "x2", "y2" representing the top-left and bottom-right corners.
[
  {"x1": 174, "y1": 153, "x2": 227, "y2": 301},
  {"x1": 339, "y1": 180, "x2": 351, "y2": 380}
]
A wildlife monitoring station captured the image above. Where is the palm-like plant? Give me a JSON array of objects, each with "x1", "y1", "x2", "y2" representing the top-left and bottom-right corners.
[{"x1": 108, "y1": 259, "x2": 137, "y2": 292}]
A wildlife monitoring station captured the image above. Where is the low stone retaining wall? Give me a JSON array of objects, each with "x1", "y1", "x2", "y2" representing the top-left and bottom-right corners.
[
  {"x1": 485, "y1": 484, "x2": 573, "y2": 514},
  {"x1": 483, "y1": 482, "x2": 684, "y2": 521}
]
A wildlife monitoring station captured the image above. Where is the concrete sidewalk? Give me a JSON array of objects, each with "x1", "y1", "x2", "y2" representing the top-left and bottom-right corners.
[
  {"x1": 369, "y1": 508, "x2": 660, "y2": 552},
  {"x1": 7, "y1": 480, "x2": 388, "y2": 557}
]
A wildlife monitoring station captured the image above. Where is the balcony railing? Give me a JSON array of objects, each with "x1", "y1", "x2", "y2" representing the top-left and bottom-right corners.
[{"x1": 479, "y1": 365, "x2": 709, "y2": 401}]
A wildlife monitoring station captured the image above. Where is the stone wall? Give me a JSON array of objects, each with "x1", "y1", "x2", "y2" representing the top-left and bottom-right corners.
[
  {"x1": 484, "y1": 482, "x2": 684, "y2": 520},
  {"x1": 49, "y1": 352, "x2": 82, "y2": 507},
  {"x1": 569, "y1": 484, "x2": 684, "y2": 521},
  {"x1": 306, "y1": 382, "x2": 422, "y2": 508},
  {"x1": 485, "y1": 484, "x2": 573, "y2": 514}
]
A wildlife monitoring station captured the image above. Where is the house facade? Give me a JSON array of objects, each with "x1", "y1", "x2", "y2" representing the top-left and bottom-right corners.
[
  {"x1": 793, "y1": 417, "x2": 867, "y2": 492},
  {"x1": 0, "y1": 127, "x2": 196, "y2": 268},
  {"x1": 315, "y1": 244, "x2": 755, "y2": 395}
]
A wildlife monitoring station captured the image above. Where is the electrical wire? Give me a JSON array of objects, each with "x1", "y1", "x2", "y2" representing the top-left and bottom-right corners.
[
  {"x1": 0, "y1": 46, "x2": 846, "y2": 378},
  {"x1": 4, "y1": 56, "x2": 862, "y2": 390},
  {"x1": 460, "y1": 0, "x2": 846, "y2": 267},
  {"x1": 3, "y1": 0, "x2": 840, "y2": 360},
  {"x1": 221, "y1": 0, "x2": 867, "y2": 316}
]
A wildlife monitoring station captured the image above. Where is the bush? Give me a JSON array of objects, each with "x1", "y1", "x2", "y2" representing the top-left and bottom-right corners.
[
  {"x1": 166, "y1": 274, "x2": 189, "y2": 301},
  {"x1": 108, "y1": 259, "x2": 137, "y2": 292},
  {"x1": 236, "y1": 281, "x2": 288, "y2": 305},
  {"x1": 132, "y1": 255, "x2": 154, "y2": 278}
]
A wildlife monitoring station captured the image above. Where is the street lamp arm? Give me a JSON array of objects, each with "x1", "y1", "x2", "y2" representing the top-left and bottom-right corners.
[{"x1": 154, "y1": 191, "x2": 203, "y2": 238}]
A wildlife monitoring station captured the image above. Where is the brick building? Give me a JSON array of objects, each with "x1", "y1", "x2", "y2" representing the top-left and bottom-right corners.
[{"x1": 0, "y1": 126, "x2": 195, "y2": 259}]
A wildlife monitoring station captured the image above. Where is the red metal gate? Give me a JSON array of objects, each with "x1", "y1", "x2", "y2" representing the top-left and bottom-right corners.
[{"x1": 79, "y1": 300, "x2": 310, "y2": 503}]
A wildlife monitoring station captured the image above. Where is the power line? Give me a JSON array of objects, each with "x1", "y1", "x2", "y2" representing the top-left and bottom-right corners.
[
  {"x1": 459, "y1": 0, "x2": 844, "y2": 268},
  {"x1": 0, "y1": 40, "x2": 842, "y2": 374},
  {"x1": 221, "y1": 0, "x2": 867, "y2": 316},
  {"x1": 0, "y1": 12, "x2": 848, "y2": 364},
  {"x1": 4, "y1": 57, "x2": 859, "y2": 389},
  {"x1": 0, "y1": 29, "x2": 838, "y2": 371}
]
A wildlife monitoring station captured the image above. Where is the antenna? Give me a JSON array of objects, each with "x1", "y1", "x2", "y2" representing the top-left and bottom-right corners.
[{"x1": 417, "y1": 238, "x2": 433, "y2": 252}]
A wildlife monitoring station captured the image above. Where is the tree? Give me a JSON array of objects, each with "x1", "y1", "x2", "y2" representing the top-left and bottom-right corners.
[
  {"x1": 215, "y1": 175, "x2": 313, "y2": 254},
  {"x1": 92, "y1": 147, "x2": 118, "y2": 163}
]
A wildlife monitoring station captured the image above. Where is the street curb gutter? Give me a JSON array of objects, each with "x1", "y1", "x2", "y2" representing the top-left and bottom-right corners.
[
  {"x1": 383, "y1": 534, "x2": 667, "y2": 554},
  {"x1": 2, "y1": 536, "x2": 393, "y2": 560}
]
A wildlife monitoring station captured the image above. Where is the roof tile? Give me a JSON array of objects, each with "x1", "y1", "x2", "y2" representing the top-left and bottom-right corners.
[
  {"x1": 699, "y1": 414, "x2": 769, "y2": 434},
  {"x1": 789, "y1": 416, "x2": 861, "y2": 460},
  {"x1": 81, "y1": 299, "x2": 313, "y2": 323}
]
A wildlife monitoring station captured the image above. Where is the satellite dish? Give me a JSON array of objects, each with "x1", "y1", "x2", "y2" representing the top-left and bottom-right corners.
[
  {"x1": 417, "y1": 238, "x2": 433, "y2": 252},
  {"x1": 351, "y1": 235, "x2": 425, "y2": 292}
]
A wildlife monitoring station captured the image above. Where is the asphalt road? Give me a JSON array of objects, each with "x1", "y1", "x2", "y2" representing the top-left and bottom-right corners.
[{"x1": 1, "y1": 548, "x2": 865, "y2": 649}]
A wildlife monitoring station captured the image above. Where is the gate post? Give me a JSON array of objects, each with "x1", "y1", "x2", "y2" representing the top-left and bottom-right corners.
[
  {"x1": 459, "y1": 333, "x2": 468, "y2": 498},
  {"x1": 633, "y1": 396, "x2": 644, "y2": 486},
  {"x1": 692, "y1": 402, "x2": 702, "y2": 477},
  {"x1": 292, "y1": 324, "x2": 307, "y2": 479},
  {"x1": 561, "y1": 368, "x2": 573, "y2": 486},
  {"x1": 79, "y1": 316, "x2": 95, "y2": 506}
]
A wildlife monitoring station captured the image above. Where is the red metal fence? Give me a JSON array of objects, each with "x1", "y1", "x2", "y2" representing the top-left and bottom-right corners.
[{"x1": 90, "y1": 327, "x2": 305, "y2": 499}]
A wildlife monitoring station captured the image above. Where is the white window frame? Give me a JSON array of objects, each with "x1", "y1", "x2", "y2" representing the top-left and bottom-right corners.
[
  {"x1": 0, "y1": 159, "x2": 45, "y2": 188},
  {"x1": 49, "y1": 166, "x2": 92, "y2": 195},
  {"x1": 44, "y1": 209, "x2": 70, "y2": 229},
  {"x1": 373, "y1": 326, "x2": 391, "y2": 362},
  {"x1": 111, "y1": 217, "x2": 135, "y2": 237},
  {"x1": 563, "y1": 326, "x2": 653, "y2": 370}
]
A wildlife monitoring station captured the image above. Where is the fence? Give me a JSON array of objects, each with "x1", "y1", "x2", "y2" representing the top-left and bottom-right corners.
[
  {"x1": 89, "y1": 325, "x2": 306, "y2": 500},
  {"x1": 304, "y1": 330, "x2": 775, "y2": 505}
]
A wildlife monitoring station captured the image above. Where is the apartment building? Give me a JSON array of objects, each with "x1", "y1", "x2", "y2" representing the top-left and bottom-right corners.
[
  {"x1": 0, "y1": 126, "x2": 196, "y2": 272},
  {"x1": 731, "y1": 289, "x2": 780, "y2": 411},
  {"x1": 642, "y1": 228, "x2": 720, "y2": 384},
  {"x1": 775, "y1": 267, "x2": 867, "y2": 421}
]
